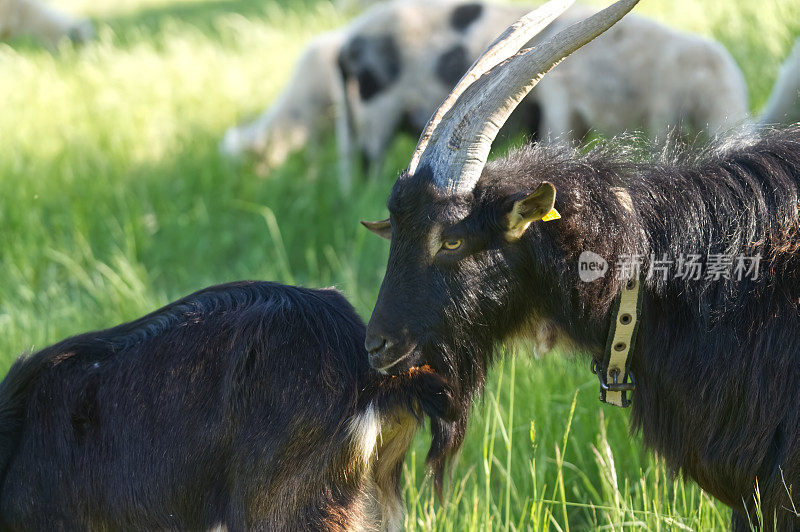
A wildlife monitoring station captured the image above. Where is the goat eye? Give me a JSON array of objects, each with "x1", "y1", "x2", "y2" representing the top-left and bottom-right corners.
[{"x1": 441, "y1": 239, "x2": 462, "y2": 251}]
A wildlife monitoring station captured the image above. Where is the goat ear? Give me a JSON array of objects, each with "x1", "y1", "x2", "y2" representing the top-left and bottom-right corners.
[
  {"x1": 505, "y1": 182, "x2": 559, "y2": 240},
  {"x1": 361, "y1": 218, "x2": 392, "y2": 240}
]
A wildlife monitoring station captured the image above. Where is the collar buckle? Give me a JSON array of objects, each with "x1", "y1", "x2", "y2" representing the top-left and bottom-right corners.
[{"x1": 591, "y1": 360, "x2": 636, "y2": 392}]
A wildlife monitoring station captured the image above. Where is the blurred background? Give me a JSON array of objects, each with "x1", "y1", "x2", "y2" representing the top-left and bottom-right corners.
[{"x1": 1, "y1": 0, "x2": 798, "y2": 529}]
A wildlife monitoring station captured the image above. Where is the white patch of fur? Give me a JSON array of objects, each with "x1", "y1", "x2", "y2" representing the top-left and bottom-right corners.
[
  {"x1": 381, "y1": 503, "x2": 404, "y2": 532},
  {"x1": 349, "y1": 402, "x2": 381, "y2": 465},
  {"x1": 611, "y1": 186, "x2": 634, "y2": 214}
]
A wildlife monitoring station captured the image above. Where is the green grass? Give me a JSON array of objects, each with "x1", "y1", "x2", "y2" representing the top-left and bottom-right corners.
[{"x1": 1, "y1": 0, "x2": 798, "y2": 529}]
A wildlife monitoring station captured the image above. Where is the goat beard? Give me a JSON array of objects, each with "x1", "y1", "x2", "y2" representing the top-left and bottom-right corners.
[
  {"x1": 370, "y1": 342, "x2": 490, "y2": 500},
  {"x1": 427, "y1": 399, "x2": 471, "y2": 499},
  {"x1": 418, "y1": 346, "x2": 490, "y2": 500}
]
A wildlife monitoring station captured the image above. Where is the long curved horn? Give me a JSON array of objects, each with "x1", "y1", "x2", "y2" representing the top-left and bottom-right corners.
[
  {"x1": 408, "y1": 0, "x2": 575, "y2": 174},
  {"x1": 412, "y1": 0, "x2": 640, "y2": 195}
]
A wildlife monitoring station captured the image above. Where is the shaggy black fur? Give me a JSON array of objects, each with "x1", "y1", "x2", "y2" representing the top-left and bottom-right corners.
[
  {"x1": 0, "y1": 282, "x2": 453, "y2": 530},
  {"x1": 367, "y1": 126, "x2": 800, "y2": 530}
]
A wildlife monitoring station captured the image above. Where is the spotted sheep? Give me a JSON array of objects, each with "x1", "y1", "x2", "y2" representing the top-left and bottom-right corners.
[
  {"x1": 222, "y1": 0, "x2": 759, "y2": 176},
  {"x1": 0, "y1": 0, "x2": 92, "y2": 47},
  {"x1": 359, "y1": 0, "x2": 800, "y2": 529}
]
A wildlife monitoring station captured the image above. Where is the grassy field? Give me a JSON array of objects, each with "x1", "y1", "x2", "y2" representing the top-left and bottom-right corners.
[{"x1": 1, "y1": 0, "x2": 798, "y2": 529}]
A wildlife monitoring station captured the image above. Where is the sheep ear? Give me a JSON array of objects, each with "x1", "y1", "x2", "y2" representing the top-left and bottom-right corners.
[
  {"x1": 505, "y1": 182, "x2": 559, "y2": 240},
  {"x1": 361, "y1": 218, "x2": 392, "y2": 240}
]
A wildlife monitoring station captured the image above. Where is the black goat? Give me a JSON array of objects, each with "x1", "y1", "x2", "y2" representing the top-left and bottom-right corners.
[
  {"x1": 362, "y1": 0, "x2": 800, "y2": 529},
  {"x1": 0, "y1": 281, "x2": 453, "y2": 530}
]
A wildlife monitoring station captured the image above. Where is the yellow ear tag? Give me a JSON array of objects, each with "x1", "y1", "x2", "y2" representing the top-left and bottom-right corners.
[{"x1": 541, "y1": 208, "x2": 561, "y2": 222}]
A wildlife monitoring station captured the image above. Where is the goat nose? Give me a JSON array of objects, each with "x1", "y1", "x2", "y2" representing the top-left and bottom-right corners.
[{"x1": 364, "y1": 334, "x2": 388, "y2": 355}]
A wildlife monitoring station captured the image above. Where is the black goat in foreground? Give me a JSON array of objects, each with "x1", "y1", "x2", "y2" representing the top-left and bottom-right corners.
[
  {"x1": 362, "y1": 0, "x2": 800, "y2": 529},
  {"x1": 0, "y1": 282, "x2": 453, "y2": 530}
]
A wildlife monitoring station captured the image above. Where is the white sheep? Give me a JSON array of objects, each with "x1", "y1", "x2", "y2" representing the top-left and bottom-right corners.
[
  {"x1": 221, "y1": 30, "x2": 350, "y2": 179},
  {"x1": 222, "y1": 0, "x2": 752, "y2": 174},
  {"x1": 0, "y1": 0, "x2": 93, "y2": 47},
  {"x1": 760, "y1": 38, "x2": 800, "y2": 126}
]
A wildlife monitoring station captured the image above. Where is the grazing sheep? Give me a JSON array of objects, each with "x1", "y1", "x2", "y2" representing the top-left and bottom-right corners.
[
  {"x1": 222, "y1": 0, "x2": 750, "y2": 173},
  {"x1": 220, "y1": 30, "x2": 349, "y2": 175},
  {"x1": 0, "y1": 0, "x2": 92, "y2": 47}
]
